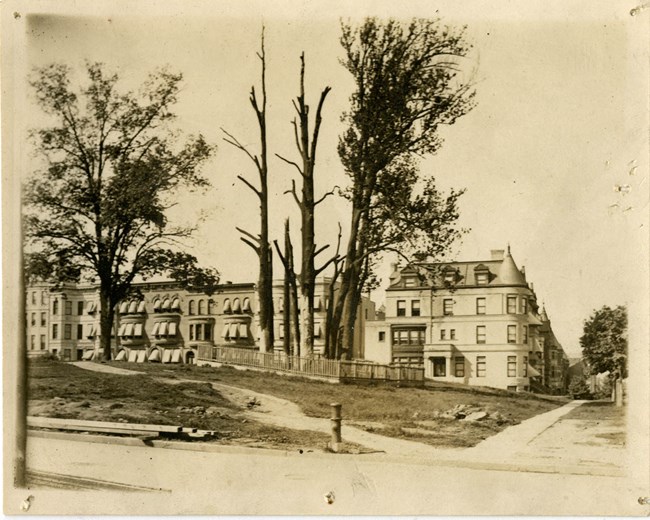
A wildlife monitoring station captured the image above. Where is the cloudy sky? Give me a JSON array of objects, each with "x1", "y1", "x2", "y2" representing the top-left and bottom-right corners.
[{"x1": 9, "y1": 0, "x2": 649, "y2": 356}]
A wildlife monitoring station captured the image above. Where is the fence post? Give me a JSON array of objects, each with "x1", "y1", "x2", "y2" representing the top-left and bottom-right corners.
[{"x1": 329, "y1": 403, "x2": 342, "y2": 452}]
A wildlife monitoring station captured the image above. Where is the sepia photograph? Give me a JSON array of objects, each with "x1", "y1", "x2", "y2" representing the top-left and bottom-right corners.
[{"x1": 2, "y1": 0, "x2": 649, "y2": 515}]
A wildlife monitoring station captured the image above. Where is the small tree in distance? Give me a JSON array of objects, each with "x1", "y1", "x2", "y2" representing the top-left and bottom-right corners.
[
  {"x1": 24, "y1": 62, "x2": 219, "y2": 361},
  {"x1": 579, "y1": 305, "x2": 628, "y2": 406}
]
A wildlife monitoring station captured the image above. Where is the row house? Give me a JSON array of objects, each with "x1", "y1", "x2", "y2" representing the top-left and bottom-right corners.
[
  {"x1": 26, "y1": 277, "x2": 372, "y2": 363},
  {"x1": 365, "y1": 247, "x2": 563, "y2": 392}
]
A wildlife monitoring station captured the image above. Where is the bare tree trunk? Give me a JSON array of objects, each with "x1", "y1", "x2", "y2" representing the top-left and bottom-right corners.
[
  {"x1": 99, "y1": 285, "x2": 114, "y2": 361},
  {"x1": 274, "y1": 220, "x2": 300, "y2": 356}
]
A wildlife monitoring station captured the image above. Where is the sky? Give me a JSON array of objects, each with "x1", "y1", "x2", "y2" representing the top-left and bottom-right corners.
[{"x1": 7, "y1": 0, "x2": 649, "y2": 357}]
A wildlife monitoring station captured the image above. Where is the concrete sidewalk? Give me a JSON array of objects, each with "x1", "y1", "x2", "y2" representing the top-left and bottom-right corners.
[{"x1": 70, "y1": 361, "x2": 143, "y2": 375}]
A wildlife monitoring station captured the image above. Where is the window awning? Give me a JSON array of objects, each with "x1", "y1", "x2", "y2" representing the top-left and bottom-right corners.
[
  {"x1": 152, "y1": 322, "x2": 161, "y2": 336},
  {"x1": 162, "y1": 298, "x2": 171, "y2": 311},
  {"x1": 162, "y1": 349, "x2": 172, "y2": 363},
  {"x1": 528, "y1": 364, "x2": 541, "y2": 377},
  {"x1": 118, "y1": 324, "x2": 127, "y2": 336},
  {"x1": 119, "y1": 301, "x2": 129, "y2": 314},
  {"x1": 527, "y1": 313, "x2": 544, "y2": 326},
  {"x1": 133, "y1": 323, "x2": 143, "y2": 338},
  {"x1": 314, "y1": 323, "x2": 322, "y2": 338},
  {"x1": 221, "y1": 324, "x2": 230, "y2": 339},
  {"x1": 171, "y1": 349, "x2": 182, "y2": 363},
  {"x1": 128, "y1": 350, "x2": 138, "y2": 363},
  {"x1": 127, "y1": 301, "x2": 137, "y2": 314},
  {"x1": 136, "y1": 350, "x2": 147, "y2": 363},
  {"x1": 153, "y1": 299, "x2": 161, "y2": 311},
  {"x1": 238, "y1": 323, "x2": 248, "y2": 338},
  {"x1": 159, "y1": 321, "x2": 169, "y2": 336},
  {"x1": 171, "y1": 298, "x2": 180, "y2": 311},
  {"x1": 87, "y1": 302, "x2": 96, "y2": 313},
  {"x1": 137, "y1": 301, "x2": 146, "y2": 313},
  {"x1": 168, "y1": 322, "x2": 177, "y2": 337},
  {"x1": 232, "y1": 298, "x2": 241, "y2": 313},
  {"x1": 115, "y1": 350, "x2": 126, "y2": 361},
  {"x1": 87, "y1": 325, "x2": 96, "y2": 339},
  {"x1": 229, "y1": 323, "x2": 239, "y2": 339},
  {"x1": 82, "y1": 350, "x2": 94, "y2": 360},
  {"x1": 124, "y1": 323, "x2": 134, "y2": 337},
  {"x1": 242, "y1": 298, "x2": 251, "y2": 312},
  {"x1": 314, "y1": 296, "x2": 322, "y2": 311},
  {"x1": 148, "y1": 349, "x2": 160, "y2": 362},
  {"x1": 223, "y1": 299, "x2": 232, "y2": 313}
]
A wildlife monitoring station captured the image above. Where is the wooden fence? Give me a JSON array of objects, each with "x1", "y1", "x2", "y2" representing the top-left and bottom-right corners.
[{"x1": 197, "y1": 345, "x2": 424, "y2": 386}]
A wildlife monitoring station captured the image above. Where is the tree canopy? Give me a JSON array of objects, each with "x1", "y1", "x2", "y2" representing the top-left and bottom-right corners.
[
  {"x1": 24, "y1": 62, "x2": 218, "y2": 358},
  {"x1": 579, "y1": 305, "x2": 628, "y2": 380}
]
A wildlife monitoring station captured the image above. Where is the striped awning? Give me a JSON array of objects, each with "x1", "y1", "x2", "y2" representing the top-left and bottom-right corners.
[
  {"x1": 118, "y1": 324, "x2": 127, "y2": 336},
  {"x1": 223, "y1": 299, "x2": 232, "y2": 313},
  {"x1": 168, "y1": 322, "x2": 177, "y2": 337},
  {"x1": 242, "y1": 298, "x2": 251, "y2": 312},
  {"x1": 171, "y1": 298, "x2": 180, "y2": 311},
  {"x1": 115, "y1": 350, "x2": 126, "y2": 361},
  {"x1": 136, "y1": 350, "x2": 147, "y2": 363},
  {"x1": 123, "y1": 323, "x2": 134, "y2": 337},
  {"x1": 148, "y1": 349, "x2": 160, "y2": 362},
  {"x1": 119, "y1": 301, "x2": 129, "y2": 314},
  {"x1": 128, "y1": 301, "x2": 138, "y2": 314},
  {"x1": 171, "y1": 349, "x2": 182, "y2": 363},
  {"x1": 137, "y1": 301, "x2": 146, "y2": 313},
  {"x1": 162, "y1": 349, "x2": 172, "y2": 363},
  {"x1": 221, "y1": 324, "x2": 230, "y2": 338},
  {"x1": 128, "y1": 350, "x2": 138, "y2": 362},
  {"x1": 229, "y1": 323, "x2": 239, "y2": 339},
  {"x1": 314, "y1": 323, "x2": 322, "y2": 338},
  {"x1": 528, "y1": 364, "x2": 541, "y2": 377},
  {"x1": 133, "y1": 323, "x2": 143, "y2": 338},
  {"x1": 232, "y1": 298, "x2": 241, "y2": 313},
  {"x1": 238, "y1": 323, "x2": 248, "y2": 339},
  {"x1": 82, "y1": 350, "x2": 94, "y2": 360}
]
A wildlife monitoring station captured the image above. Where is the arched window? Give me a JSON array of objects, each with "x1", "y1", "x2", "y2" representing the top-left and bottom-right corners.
[
  {"x1": 119, "y1": 301, "x2": 129, "y2": 314},
  {"x1": 171, "y1": 297, "x2": 180, "y2": 311},
  {"x1": 232, "y1": 298, "x2": 241, "y2": 313},
  {"x1": 223, "y1": 298, "x2": 232, "y2": 313},
  {"x1": 188, "y1": 300, "x2": 195, "y2": 315},
  {"x1": 162, "y1": 298, "x2": 171, "y2": 311},
  {"x1": 52, "y1": 299, "x2": 58, "y2": 315},
  {"x1": 128, "y1": 301, "x2": 138, "y2": 314},
  {"x1": 198, "y1": 299, "x2": 205, "y2": 315},
  {"x1": 153, "y1": 298, "x2": 161, "y2": 312},
  {"x1": 242, "y1": 297, "x2": 251, "y2": 313},
  {"x1": 208, "y1": 299, "x2": 215, "y2": 314}
]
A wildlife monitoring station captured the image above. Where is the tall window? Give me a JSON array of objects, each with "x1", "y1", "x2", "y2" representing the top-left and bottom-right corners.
[
  {"x1": 440, "y1": 329, "x2": 446, "y2": 340},
  {"x1": 41, "y1": 291, "x2": 46, "y2": 305},
  {"x1": 523, "y1": 356, "x2": 528, "y2": 377},
  {"x1": 53, "y1": 300, "x2": 58, "y2": 315},
  {"x1": 450, "y1": 329, "x2": 456, "y2": 340},
  {"x1": 411, "y1": 300, "x2": 421, "y2": 317},
  {"x1": 189, "y1": 324, "x2": 195, "y2": 340},
  {"x1": 195, "y1": 324, "x2": 203, "y2": 340},
  {"x1": 507, "y1": 355, "x2": 517, "y2": 377},
  {"x1": 32, "y1": 292, "x2": 36, "y2": 305},
  {"x1": 507, "y1": 325, "x2": 517, "y2": 343},
  {"x1": 396, "y1": 300, "x2": 406, "y2": 317},
  {"x1": 522, "y1": 325, "x2": 528, "y2": 344},
  {"x1": 77, "y1": 301, "x2": 84, "y2": 315},
  {"x1": 64, "y1": 324, "x2": 72, "y2": 340},
  {"x1": 520, "y1": 298, "x2": 528, "y2": 314},
  {"x1": 188, "y1": 300, "x2": 195, "y2": 315},
  {"x1": 476, "y1": 325, "x2": 486, "y2": 344},
  {"x1": 40, "y1": 335, "x2": 46, "y2": 350},
  {"x1": 30, "y1": 335, "x2": 35, "y2": 350},
  {"x1": 52, "y1": 324, "x2": 58, "y2": 339},
  {"x1": 198, "y1": 300, "x2": 205, "y2": 315},
  {"x1": 507, "y1": 295, "x2": 517, "y2": 314},
  {"x1": 77, "y1": 324, "x2": 83, "y2": 339},
  {"x1": 443, "y1": 299, "x2": 453, "y2": 316},
  {"x1": 432, "y1": 357, "x2": 446, "y2": 377},
  {"x1": 476, "y1": 356, "x2": 486, "y2": 377},
  {"x1": 476, "y1": 297, "x2": 486, "y2": 315},
  {"x1": 31, "y1": 313, "x2": 36, "y2": 326},
  {"x1": 204, "y1": 324, "x2": 212, "y2": 341},
  {"x1": 454, "y1": 356, "x2": 465, "y2": 377},
  {"x1": 41, "y1": 312, "x2": 46, "y2": 326},
  {"x1": 65, "y1": 301, "x2": 72, "y2": 315},
  {"x1": 378, "y1": 331, "x2": 386, "y2": 342}
]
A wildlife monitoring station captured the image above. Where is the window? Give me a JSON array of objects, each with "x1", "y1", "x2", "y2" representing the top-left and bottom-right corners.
[
  {"x1": 52, "y1": 324, "x2": 58, "y2": 339},
  {"x1": 411, "y1": 300, "x2": 420, "y2": 317},
  {"x1": 77, "y1": 324, "x2": 83, "y2": 339},
  {"x1": 476, "y1": 356, "x2": 486, "y2": 377},
  {"x1": 41, "y1": 312, "x2": 46, "y2": 326},
  {"x1": 440, "y1": 329, "x2": 446, "y2": 340},
  {"x1": 507, "y1": 385, "x2": 517, "y2": 392},
  {"x1": 476, "y1": 297, "x2": 486, "y2": 315},
  {"x1": 450, "y1": 329, "x2": 456, "y2": 340},
  {"x1": 65, "y1": 301, "x2": 72, "y2": 315},
  {"x1": 476, "y1": 325, "x2": 486, "y2": 344},
  {"x1": 31, "y1": 313, "x2": 36, "y2": 326},
  {"x1": 507, "y1": 325, "x2": 517, "y2": 343},
  {"x1": 507, "y1": 355, "x2": 517, "y2": 377},
  {"x1": 444, "y1": 269, "x2": 456, "y2": 284},
  {"x1": 40, "y1": 335, "x2": 46, "y2": 350},
  {"x1": 378, "y1": 331, "x2": 386, "y2": 342},
  {"x1": 41, "y1": 291, "x2": 46, "y2": 305},
  {"x1": 31, "y1": 292, "x2": 36, "y2": 305},
  {"x1": 404, "y1": 277, "x2": 416, "y2": 287},
  {"x1": 77, "y1": 301, "x2": 84, "y2": 315},
  {"x1": 454, "y1": 356, "x2": 465, "y2": 377},
  {"x1": 198, "y1": 300, "x2": 205, "y2": 315},
  {"x1": 53, "y1": 300, "x2": 58, "y2": 315},
  {"x1": 204, "y1": 324, "x2": 212, "y2": 341},
  {"x1": 30, "y1": 335, "x2": 35, "y2": 350},
  {"x1": 391, "y1": 328, "x2": 425, "y2": 345},
  {"x1": 507, "y1": 295, "x2": 517, "y2": 314},
  {"x1": 208, "y1": 300, "x2": 215, "y2": 314},
  {"x1": 476, "y1": 272, "x2": 488, "y2": 285},
  {"x1": 195, "y1": 324, "x2": 203, "y2": 340},
  {"x1": 522, "y1": 325, "x2": 528, "y2": 344},
  {"x1": 443, "y1": 299, "x2": 453, "y2": 316},
  {"x1": 189, "y1": 324, "x2": 195, "y2": 340},
  {"x1": 64, "y1": 324, "x2": 72, "y2": 340},
  {"x1": 523, "y1": 356, "x2": 528, "y2": 377},
  {"x1": 521, "y1": 298, "x2": 528, "y2": 314},
  {"x1": 432, "y1": 357, "x2": 446, "y2": 377},
  {"x1": 396, "y1": 300, "x2": 406, "y2": 317},
  {"x1": 188, "y1": 300, "x2": 195, "y2": 315}
]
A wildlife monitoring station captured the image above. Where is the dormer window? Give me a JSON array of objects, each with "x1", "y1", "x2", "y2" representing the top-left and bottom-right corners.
[
  {"x1": 474, "y1": 264, "x2": 490, "y2": 285},
  {"x1": 404, "y1": 277, "x2": 416, "y2": 288},
  {"x1": 443, "y1": 267, "x2": 457, "y2": 284}
]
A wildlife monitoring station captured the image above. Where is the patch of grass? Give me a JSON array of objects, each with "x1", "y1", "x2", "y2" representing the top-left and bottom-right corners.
[
  {"x1": 27, "y1": 358, "x2": 334, "y2": 451},
  {"x1": 563, "y1": 401, "x2": 625, "y2": 425},
  {"x1": 110, "y1": 360, "x2": 566, "y2": 448}
]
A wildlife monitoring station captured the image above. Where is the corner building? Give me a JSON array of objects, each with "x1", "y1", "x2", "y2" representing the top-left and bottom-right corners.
[{"x1": 365, "y1": 248, "x2": 552, "y2": 392}]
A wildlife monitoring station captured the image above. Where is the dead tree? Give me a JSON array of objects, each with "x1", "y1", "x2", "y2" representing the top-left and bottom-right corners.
[
  {"x1": 277, "y1": 53, "x2": 335, "y2": 358},
  {"x1": 222, "y1": 30, "x2": 274, "y2": 352},
  {"x1": 274, "y1": 219, "x2": 300, "y2": 356}
]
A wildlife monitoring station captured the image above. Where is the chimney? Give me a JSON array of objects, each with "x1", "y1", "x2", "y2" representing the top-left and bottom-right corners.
[{"x1": 490, "y1": 249, "x2": 504, "y2": 261}]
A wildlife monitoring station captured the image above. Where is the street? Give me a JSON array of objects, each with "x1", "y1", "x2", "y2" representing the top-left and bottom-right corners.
[{"x1": 8, "y1": 432, "x2": 646, "y2": 516}]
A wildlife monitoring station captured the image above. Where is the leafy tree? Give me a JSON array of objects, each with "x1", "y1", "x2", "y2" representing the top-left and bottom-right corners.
[
  {"x1": 24, "y1": 62, "x2": 218, "y2": 360},
  {"x1": 568, "y1": 375, "x2": 591, "y2": 399},
  {"x1": 580, "y1": 305, "x2": 628, "y2": 380},
  {"x1": 330, "y1": 17, "x2": 476, "y2": 358}
]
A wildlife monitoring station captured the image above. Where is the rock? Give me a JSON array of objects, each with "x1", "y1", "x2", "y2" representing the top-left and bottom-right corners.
[
  {"x1": 79, "y1": 401, "x2": 91, "y2": 408},
  {"x1": 108, "y1": 403, "x2": 123, "y2": 410},
  {"x1": 462, "y1": 411, "x2": 488, "y2": 422}
]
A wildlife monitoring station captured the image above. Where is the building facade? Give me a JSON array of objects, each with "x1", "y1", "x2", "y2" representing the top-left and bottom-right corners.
[
  {"x1": 365, "y1": 248, "x2": 568, "y2": 392},
  {"x1": 26, "y1": 277, "x2": 372, "y2": 362}
]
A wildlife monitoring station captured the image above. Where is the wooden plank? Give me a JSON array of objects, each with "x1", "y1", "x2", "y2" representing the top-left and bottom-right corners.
[{"x1": 28, "y1": 416, "x2": 182, "y2": 433}]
